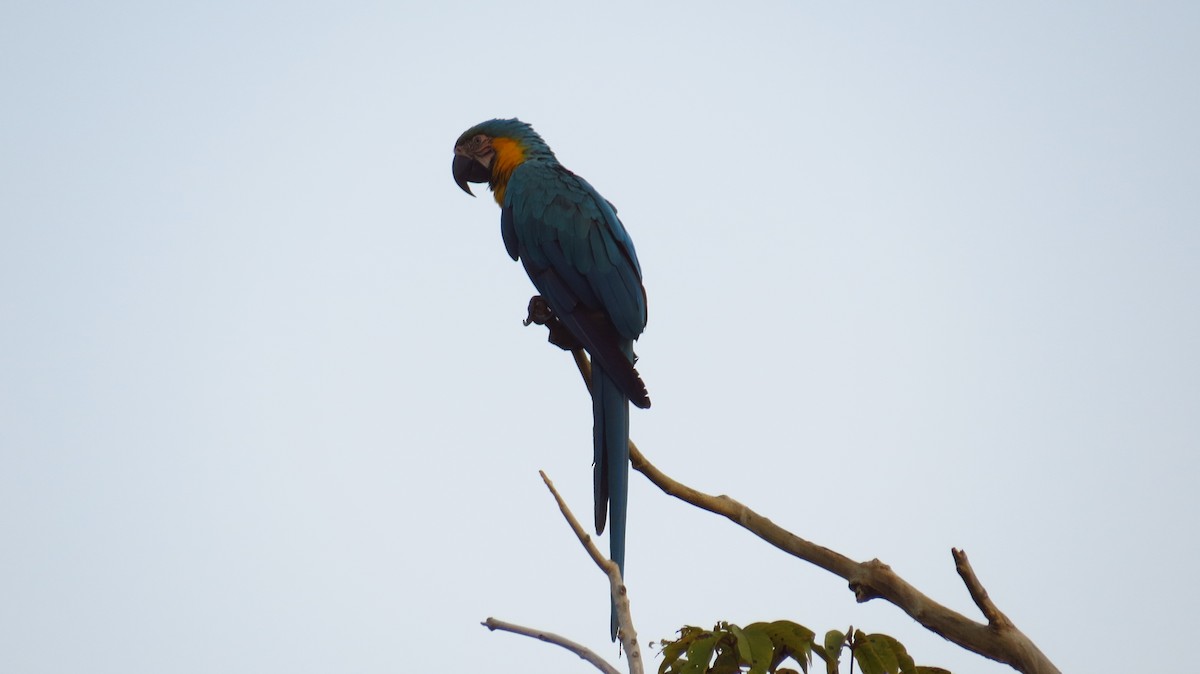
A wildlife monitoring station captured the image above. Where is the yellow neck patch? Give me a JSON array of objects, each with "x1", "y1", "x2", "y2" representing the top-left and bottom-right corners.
[{"x1": 490, "y1": 137, "x2": 526, "y2": 204}]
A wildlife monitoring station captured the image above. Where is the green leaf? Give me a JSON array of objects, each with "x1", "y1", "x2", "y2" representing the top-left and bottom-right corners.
[
  {"x1": 679, "y1": 634, "x2": 720, "y2": 674},
  {"x1": 738, "y1": 623, "x2": 776, "y2": 674},
  {"x1": 750, "y1": 620, "x2": 814, "y2": 673},
  {"x1": 823, "y1": 630, "x2": 845, "y2": 655},
  {"x1": 875, "y1": 634, "x2": 918, "y2": 674},
  {"x1": 710, "y1": 641, "x2": 742, "y2": 674},
  {"x1": 703, "y1": 624, "x2": 742, "y2": 674},
  {"x1": 852, "y1": 642, "x2": 885, "y2": 674},
  {"x1": 810, "y1": 645, "x2": 829, "y2": 664},
  {"x1": 729, "y1": 624, "x2": 753, "y2": 665},
  {"x1": 852, "y1": 634, "x2": 905, "y2": 674},
  {"x1": 822, "y1": 631, "x2": 844, "y2": 674},
  {"x1": 915, "y1": 668, "x2": 952, "y2": 674},
  {"x1": 660, "y1": 627, "x2": 704, "y2": 674}
]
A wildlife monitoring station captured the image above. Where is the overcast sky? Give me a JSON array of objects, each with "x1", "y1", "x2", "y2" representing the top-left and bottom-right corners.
[{"x1": 2, "y1": 2, "x2": 1197, "y2": 673}]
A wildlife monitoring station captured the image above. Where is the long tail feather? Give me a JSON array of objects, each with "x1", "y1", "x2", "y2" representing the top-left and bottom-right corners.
[{"x1": 593, "y1": 343, "x2": 632, "y2": 641}]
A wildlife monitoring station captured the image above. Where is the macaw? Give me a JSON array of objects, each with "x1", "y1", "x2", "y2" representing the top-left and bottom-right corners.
[{"x1": 452, "y1": 118, "x2": 649, "y2": 639}]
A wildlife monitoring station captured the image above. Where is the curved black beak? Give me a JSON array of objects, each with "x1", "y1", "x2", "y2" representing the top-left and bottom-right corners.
[{"x1": 452, "y1": 154, "x2": 490, "y2": 196}]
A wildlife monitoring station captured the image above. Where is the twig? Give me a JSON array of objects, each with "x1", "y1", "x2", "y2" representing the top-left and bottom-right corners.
[
  {"x1": 482, "y1": 617, "x2": 622, "y2": 674},
  {"x1": 952, "y1": 548, "x2": 1010, "y2": 628},
  {"x1": 540, "y1": 470, "x2": 611, "y2": 570},
  {"x1": 568, "y1": 351, "x2": 1060, "y2": 674},
  {"x1": 540, "y1": 471, "x2": 644, "y2": 674}
]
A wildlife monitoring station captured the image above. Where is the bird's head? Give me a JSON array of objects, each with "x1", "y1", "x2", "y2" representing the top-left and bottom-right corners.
[{"x1": 452, "y1": 118, "x2": 553, "y2": 201}]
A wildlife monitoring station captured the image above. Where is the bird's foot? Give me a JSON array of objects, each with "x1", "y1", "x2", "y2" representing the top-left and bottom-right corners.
[
  {"x1": 522, "y1": 295, "x2": 554, "y2": 327},
  {"x1": 523, "y1": 296, "x2": 583, "y2": 351}
]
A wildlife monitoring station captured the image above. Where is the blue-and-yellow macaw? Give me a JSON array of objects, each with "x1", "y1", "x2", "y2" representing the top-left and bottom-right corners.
[{"x1": 452, "y1": 118, "x2": 649, "y2": 639}]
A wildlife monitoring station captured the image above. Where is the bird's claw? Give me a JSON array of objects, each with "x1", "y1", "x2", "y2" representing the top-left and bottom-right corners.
[
  {"x1": 523, "y1": 296, "x2": 555, "y2": 327},
  {"x1": 523, "y1": 296, "x2": 583, "y2": 351}
]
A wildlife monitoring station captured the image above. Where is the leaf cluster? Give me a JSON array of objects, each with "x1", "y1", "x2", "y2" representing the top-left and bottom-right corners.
[{"x1": 657, "y1": 621, "x2": 950, "y2": 674}]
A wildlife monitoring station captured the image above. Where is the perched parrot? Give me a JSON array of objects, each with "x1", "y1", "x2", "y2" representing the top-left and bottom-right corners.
[{"x1": 452, "y1": 118, "x2": 649, "y2": 639}]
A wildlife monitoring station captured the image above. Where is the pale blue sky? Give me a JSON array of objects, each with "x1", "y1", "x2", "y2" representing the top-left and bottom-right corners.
[{"x1": 2, "y1": 2, "x2": 1197, "y2": 673}]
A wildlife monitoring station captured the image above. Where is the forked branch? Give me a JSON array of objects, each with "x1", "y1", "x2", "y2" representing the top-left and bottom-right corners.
[
  {"x1": 540, "y1": 471, "x2": 643, "y2": 674},
  {"x1": 570, "y1": 349, "x2": 1060, "y2": 674},
  {"x1": 480, "y1": 471, "x2": 644, "y2": 674}
]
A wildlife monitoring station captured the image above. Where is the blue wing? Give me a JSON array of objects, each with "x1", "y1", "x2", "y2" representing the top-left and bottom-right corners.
[{"x1": 503, "y1": 160, "x2": 649, "y2": 407}]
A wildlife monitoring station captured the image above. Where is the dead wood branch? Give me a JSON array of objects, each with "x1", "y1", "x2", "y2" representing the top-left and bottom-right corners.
[
  {"x1": 480, "y1": 472, "x2": 645, "y2": 674},
  {"x1": 569, "y1": 349, "x2": 1060, "y2": 674},
  {"x1": 482, "y1": 617, "x2": 622, "y2": 674},
  {"x1": 540, "y1": 470, "x2": 643, "y2": 674}
]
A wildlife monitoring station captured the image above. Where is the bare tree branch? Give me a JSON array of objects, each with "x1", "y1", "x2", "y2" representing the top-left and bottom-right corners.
[
  {"x1": 569, "y1": 349, "x2": 1060, "y2": 674},
  {"x1": 952, "y1": 547, "x2": 1009, "y2": 628},
  {"x1": 482, "y1": 617, "x2": 622, "y2": 674},
  {"x1": 540, "y1": 470, "x2": 610, "y2": 570},
  {"x1": 540, "y1": 471, "x2": 644, "y2": 674},
  {"x1": 480, "y1": 472, "x2": 645, "y2": 674}
]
